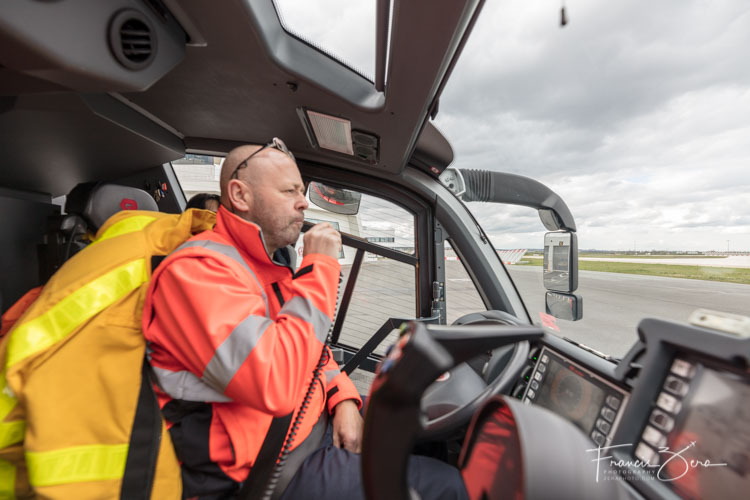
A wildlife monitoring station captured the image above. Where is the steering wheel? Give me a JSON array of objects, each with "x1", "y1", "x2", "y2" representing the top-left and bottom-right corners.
[{"x1": 418, "y1": 310, "x2": 531, "y2": 440}]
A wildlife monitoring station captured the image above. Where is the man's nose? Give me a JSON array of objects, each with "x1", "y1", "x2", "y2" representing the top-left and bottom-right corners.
[{"x1": 297, "y1": 193, "x2": 309, "y2": 211}]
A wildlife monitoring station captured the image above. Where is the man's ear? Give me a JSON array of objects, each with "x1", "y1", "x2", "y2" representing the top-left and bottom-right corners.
[{"x1": 226, "y1": 179, "x2": 252, "y2": 213}]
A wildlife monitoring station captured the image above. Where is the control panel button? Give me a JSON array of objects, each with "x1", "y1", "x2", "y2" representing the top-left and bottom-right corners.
[
  {"x1": 641, "y1": 425, "x2": 667, "y2": 448},
  {"x1": 664, "y1": 375, "x2": 689, "y2": 397},
  {"x1": 541, "y1": 354, "x2": 549, "y2": 363},
  {"x1": 512, "y1": 384, "x2": 526, "y2": 399},
  {"x1": 656, "y1": 392, "x2": 682, "y2": 414},
  {"x1": 521, "y1": 366, "x2": 533, "y2": 382},
  {"x1": 670, "y1": 359, "x2": 695, "y2": 379},
  {"x1": 533, "y1": 371, "x2": 543, "y2": 382},
  {"x1": 596, "y1": 418, "x2": 611, "y2": 434},
  {"x1": 601, "y1": 407, "x2": 616, "y2": 422},
  {"x1": 530, "y1": 380, "x2": 539, "y2": 391},
  {"x1": 537, "y1": 363, "x2": 546, "y2": 373},
  {"x1": 605, "y1": 395, "x2": 621, "y2": 410},
  {"x1": 635, "y1": 443, "x2": 659, "y2": 466},
  {"x1": 528, "y1": 348, "x2": 541, "y2": 362},
  {"x1": 590, "y1": 430, "x2": 606, "y2": 447},
  {"x1": 527, "y1": 389, "x2": 536, "y2": 399},
  {"x1": 524, "y1": 397, "x2": 532, "y2": 405},
  {"x1": 650, "y1": 409, "x2": 675, "y2": 432}
]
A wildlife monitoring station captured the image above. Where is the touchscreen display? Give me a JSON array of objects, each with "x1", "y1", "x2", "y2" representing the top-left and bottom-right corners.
[
  {"x1": 534, "y1": 356, "x2": 603, "y2": 433},
  {"x1": 661, "y1": 365, "x2": 750, "y2": 500}
]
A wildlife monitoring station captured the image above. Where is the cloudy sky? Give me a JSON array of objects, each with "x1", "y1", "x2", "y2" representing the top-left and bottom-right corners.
[{"x1": 277, "y1": 0, "x2": 750, "y2": 251}]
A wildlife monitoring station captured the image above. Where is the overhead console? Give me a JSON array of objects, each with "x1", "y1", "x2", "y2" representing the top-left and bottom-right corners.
[{"x1": 0, "y1": 0, "x2": 186, "y2": 93}]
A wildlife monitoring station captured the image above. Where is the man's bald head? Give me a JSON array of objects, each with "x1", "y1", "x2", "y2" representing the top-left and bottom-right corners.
[{"x1": 219, "y1": 144, "x2": 263, "y2": 207}]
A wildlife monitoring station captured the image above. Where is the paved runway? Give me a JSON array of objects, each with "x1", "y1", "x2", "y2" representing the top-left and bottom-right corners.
[
  {"x1": 576, "y1": 255, "x2": 750, "y2": 268},
  {"x1": 506, "y1": 265, "x2": 750, "y2": 357},
  {"x1": 335, "y1": 258, "x2": 750, "y2": 374}
]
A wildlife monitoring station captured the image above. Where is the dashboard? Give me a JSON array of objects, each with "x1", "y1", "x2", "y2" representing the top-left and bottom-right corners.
[
  {"x1": 507, "y1": 317, "x2": 750, "y2": 500},
  {"x1": 362, "y1": 315, "x2": 750, "y2": 500}
]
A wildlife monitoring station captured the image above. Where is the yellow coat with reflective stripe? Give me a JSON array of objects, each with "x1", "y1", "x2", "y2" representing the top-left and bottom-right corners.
[{"x1": 0, "y1": 208, "x2": 216, "y2": 499}]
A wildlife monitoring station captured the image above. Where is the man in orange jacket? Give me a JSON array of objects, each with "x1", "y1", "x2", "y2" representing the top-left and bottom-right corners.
[{"x1": 143, "y1": 139, "x2": 468, "y2": 499}]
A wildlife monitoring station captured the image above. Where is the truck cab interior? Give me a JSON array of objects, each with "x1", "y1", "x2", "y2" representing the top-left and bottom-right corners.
[{"x1": 1, "y1": 1, "x2": 748, "y2": 499}]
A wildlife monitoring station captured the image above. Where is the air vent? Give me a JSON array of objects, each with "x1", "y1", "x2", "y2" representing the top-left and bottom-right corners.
[{"x1": 109, "y1": 10, "x2": 157, "y2": 70}]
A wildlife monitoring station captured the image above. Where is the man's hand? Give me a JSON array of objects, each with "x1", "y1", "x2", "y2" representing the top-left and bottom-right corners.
[
  {"x1": 332, "y1": 399, "x2": 363, "y2": 453},
  {"x1": 303, "y1": 222, "x2": 342, "y2": 260}
]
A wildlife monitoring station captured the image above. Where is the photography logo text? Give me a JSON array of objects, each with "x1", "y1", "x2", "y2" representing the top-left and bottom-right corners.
[{"x1": 585, "y1": 441, "x2": 727, "y2": 483}]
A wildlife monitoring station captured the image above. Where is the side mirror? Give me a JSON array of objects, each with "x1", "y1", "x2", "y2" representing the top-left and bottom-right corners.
[
  {"x1": 542, "y1": 232, "x2": 578, "y2": 292},
  {"x1": 543, "y1": 232, "x2": 582, "y2": 321},
  {"x1": 545, "y1": 291, "x2": 583, "y2": 321},
  {"x1": 308, "y1": 182, "x2": 362, "y2": 215}
]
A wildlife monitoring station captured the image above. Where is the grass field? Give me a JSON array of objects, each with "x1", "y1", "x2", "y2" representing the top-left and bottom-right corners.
[
  {"x1": 526, "y1": 252, "x2": 726, "y2": 260},
  {"x1": 518, "y1": 258, "x2": 750, "y2": 285},
  {"x1": 579, "y1": 253, "x2": 727, "y2": 259}
]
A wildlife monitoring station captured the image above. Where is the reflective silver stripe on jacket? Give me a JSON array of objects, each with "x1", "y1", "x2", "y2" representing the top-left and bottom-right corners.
[
  {"x1": 151, "y1": 366, "x2": 233, "y2": 402},
  {"x1": 174, "y1": 239, "x2": 269, "y2": 315},
  {"x1": 324, "y1": 368, "x2": 340, "y2": 385},
  {"x1": 202, "y1": 315, "x2": 273, "y2": 391},
  {"x1": 279, "y1": 296, "x2": 331, "y2": 343}
]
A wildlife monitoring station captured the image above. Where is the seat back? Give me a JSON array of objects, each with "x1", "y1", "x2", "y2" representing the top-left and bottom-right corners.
[
  {"x1": 66, "y1": 182, "x2": 158, "y2": 231},
  {"x1": 39, "y1": 183, "x2": 159, "y2": 280}
]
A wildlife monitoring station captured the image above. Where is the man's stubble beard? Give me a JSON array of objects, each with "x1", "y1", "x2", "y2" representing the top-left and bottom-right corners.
[{"x1": 251, "y1": 198, "x2": 303, "y2": 252}]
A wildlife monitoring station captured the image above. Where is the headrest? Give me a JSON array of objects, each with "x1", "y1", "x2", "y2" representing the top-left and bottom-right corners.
[{"x1": 65, "y1": 182, "x2": 158, "y2": 231}]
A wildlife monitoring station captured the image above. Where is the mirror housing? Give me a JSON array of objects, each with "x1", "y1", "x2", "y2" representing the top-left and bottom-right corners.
[
  {"x1": 545, "y1": 291, "x2": 583, "y2": 321},
  {"x1": 543, "y1": 232, "x2": 578, "y2": 292}
]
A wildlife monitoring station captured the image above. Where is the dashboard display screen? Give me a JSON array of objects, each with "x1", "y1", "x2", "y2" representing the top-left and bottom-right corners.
[
  {"x1": 661, "y1": 364, "x2": 750, "y2": 500},
  {"x1": 534, "y1": 355, "x2": 603, "y2": 432},
  {"x1": 525, "y1": 348, "x2": 627, "y2": 445}
]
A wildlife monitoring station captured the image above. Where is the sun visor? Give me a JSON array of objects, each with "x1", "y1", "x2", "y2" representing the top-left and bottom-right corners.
[{"x1": 409, "y1": 122, "x2": 454, "y2": 177}]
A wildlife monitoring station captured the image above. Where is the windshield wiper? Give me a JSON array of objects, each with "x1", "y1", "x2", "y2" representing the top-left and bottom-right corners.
[{"x1": 562, "y1": 337, "x2": 620, "y2": 363}]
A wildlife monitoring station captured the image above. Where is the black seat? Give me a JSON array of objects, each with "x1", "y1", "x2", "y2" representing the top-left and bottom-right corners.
[{"x1": 39, "y1": 183, "x2": 159, "y2": 280}]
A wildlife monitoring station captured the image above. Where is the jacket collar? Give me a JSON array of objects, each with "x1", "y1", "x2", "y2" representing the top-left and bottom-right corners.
[{"x1": 214, "y1": 205, "x2": 296, "y2": 271}]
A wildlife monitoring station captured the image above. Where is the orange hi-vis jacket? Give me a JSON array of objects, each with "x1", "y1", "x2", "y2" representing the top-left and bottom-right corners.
[{"x1": 142, "y1": 206, "x2": 361, "y2": 493}]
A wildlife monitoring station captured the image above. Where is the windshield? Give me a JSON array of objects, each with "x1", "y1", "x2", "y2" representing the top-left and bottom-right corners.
[
  {"x1": 432, "y1": 1, "x2": 750, "y2": 357},
  {"x1": 172, "y1": 2, "x2": 750, "y2": 359}
]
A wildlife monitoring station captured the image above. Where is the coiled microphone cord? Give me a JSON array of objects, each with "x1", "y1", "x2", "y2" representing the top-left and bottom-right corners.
[{"x1": 261, "y1": 273, "x2": 341, "y2": 499}]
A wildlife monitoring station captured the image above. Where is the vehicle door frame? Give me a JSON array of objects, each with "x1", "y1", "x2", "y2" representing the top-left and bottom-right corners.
[{"x1": 299, "y1": 160, "x2": 533, "y2": 375}]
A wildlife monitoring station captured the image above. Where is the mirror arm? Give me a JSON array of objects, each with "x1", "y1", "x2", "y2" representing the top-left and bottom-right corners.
[{"x1": 455, "y1": 168, "x2": 576, "y2": 232}]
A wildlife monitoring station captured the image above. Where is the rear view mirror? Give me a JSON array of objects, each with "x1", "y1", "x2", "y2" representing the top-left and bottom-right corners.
[
  {"x1": 308, "y1": 182, "x2": 362, "y2": 215},
  {"x1": 545, "y1": 291, "x2": 583, "y2": 321},
  {"x1": 543, "y1": 232, "x2": 578, "y2": 292}
]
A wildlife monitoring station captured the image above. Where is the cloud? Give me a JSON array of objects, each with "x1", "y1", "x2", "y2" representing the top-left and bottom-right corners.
[
  {"x1": 274, "y1": 0, "x2": 750, "y2": 251},
  {"x1": 433, "y1": 0, "x2": 750, "y2": 250}
]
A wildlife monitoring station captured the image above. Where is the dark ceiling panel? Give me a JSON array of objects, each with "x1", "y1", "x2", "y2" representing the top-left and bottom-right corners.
[
  {"x1": 0, "y1": 93, "x2": 184, "y2": 196},
  {"x1": 125, "y1": 0, "x2": 475, "y2": 174}
]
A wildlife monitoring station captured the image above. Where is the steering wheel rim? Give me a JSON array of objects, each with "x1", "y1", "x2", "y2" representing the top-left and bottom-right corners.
[{"x1": 418, "y1": 311, "x2": 531, "y2": 440}]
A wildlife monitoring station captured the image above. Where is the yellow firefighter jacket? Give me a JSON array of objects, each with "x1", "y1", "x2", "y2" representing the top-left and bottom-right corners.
[{"x1": 0, "y1": 208, "x2": 215, "y2": 499}]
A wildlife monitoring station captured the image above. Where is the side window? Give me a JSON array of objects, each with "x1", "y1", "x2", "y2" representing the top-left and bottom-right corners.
[
  {"x1": 171, "y1": 154, "x2": 222, "y2": 203},
  {"x1": 303, "y1": 189, "x2": 417, "y2": 392},
  {"x1": 444, "y1": 241, "x2": 487, "y2": 324}
]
